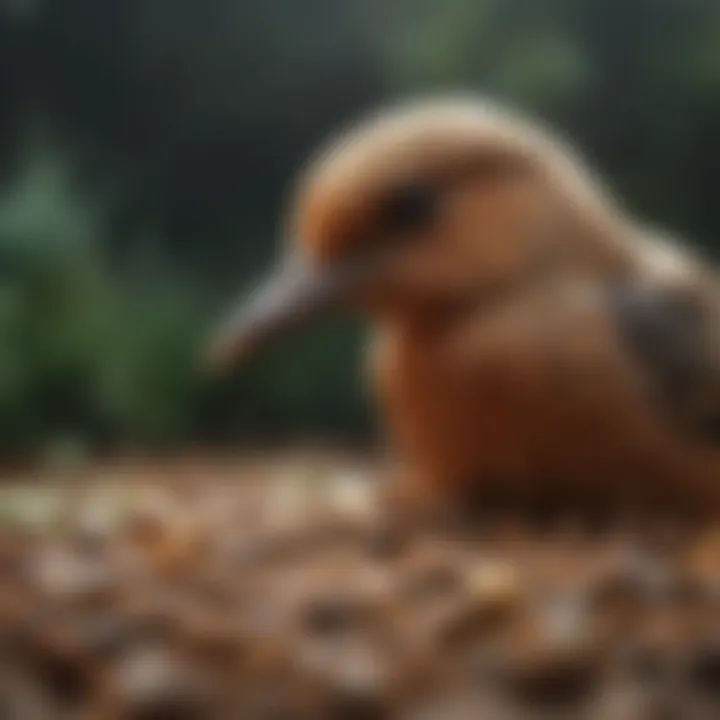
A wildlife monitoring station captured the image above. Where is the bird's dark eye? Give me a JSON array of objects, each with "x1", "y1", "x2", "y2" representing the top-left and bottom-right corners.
[{"x1": 382, "y1": 182, "x2": 439, "y2": 235}]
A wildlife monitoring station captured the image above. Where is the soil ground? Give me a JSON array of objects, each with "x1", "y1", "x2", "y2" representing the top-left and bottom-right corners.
[{"x1": 0, "y1": 453, "x2": 718, "y2": 719}]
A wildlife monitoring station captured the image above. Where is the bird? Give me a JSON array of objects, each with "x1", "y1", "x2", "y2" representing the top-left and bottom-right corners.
[{"x1": 207, "y1": 96, "x2": 720, "y2": 519}]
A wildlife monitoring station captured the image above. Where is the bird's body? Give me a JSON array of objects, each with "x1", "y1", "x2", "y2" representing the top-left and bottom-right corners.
[
  {"x1": 210, "y1": 97, "x2": 720, "y2": 516},
  {"x1": 371, "y1": 262, "x2": 720, "y2": 513}
]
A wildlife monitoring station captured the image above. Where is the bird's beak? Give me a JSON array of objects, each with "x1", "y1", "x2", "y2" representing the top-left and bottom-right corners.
[{"x1": 206, "y1": 253, "x2": 369, "y2": 372}]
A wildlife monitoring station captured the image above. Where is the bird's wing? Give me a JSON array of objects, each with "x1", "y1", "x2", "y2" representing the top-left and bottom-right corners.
[{"x1": 610, "y1": 275, "x2": 720, "y2": 441}]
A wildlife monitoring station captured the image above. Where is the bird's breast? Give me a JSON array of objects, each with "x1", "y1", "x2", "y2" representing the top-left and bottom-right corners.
[{"x1": 368, "y1": 288, "x2": 714, "y2": 505}]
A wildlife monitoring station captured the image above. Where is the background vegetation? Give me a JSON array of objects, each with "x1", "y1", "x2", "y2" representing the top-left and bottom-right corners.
[{"x1": 1, "y1": 0, "x2": 719, "y2": 456}]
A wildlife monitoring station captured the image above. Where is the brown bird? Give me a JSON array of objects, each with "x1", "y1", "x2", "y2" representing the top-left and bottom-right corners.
[{"x1": 208, "y1": 97, "x2": 720, "y2": 517}]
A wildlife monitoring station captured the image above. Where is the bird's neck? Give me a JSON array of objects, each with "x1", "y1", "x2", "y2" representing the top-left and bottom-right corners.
[
  {"x1": 371, "y1": 271, "x2": 551, "y2": 343},
  {"x1": 370, "y1": 215, "x2": 647, "y2": 341}
]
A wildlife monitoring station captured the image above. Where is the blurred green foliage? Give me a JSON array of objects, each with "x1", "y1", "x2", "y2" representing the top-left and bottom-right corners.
[{"x1": 0, "y1": 0, "x2": 719, "y2": 454}]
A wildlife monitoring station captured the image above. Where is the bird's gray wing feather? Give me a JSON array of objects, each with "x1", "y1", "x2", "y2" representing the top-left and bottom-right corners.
[{"x1": 610, "y1": 278, "x2": 720, "y2": 441}]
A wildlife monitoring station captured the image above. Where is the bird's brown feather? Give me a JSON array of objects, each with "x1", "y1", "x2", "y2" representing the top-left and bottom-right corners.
[{"x1": 212, "y1": 97, "x2": 720, "y2": 516}]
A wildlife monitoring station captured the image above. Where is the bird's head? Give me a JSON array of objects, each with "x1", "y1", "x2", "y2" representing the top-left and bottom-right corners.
[{"x1": 208, "y1": 97, "x2": 629, "y2": 370}]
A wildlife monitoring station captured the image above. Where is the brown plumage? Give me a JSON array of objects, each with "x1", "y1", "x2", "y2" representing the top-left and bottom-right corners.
[{"x1": 208, "y1": 97, "x2": 720, "y2": 516}]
